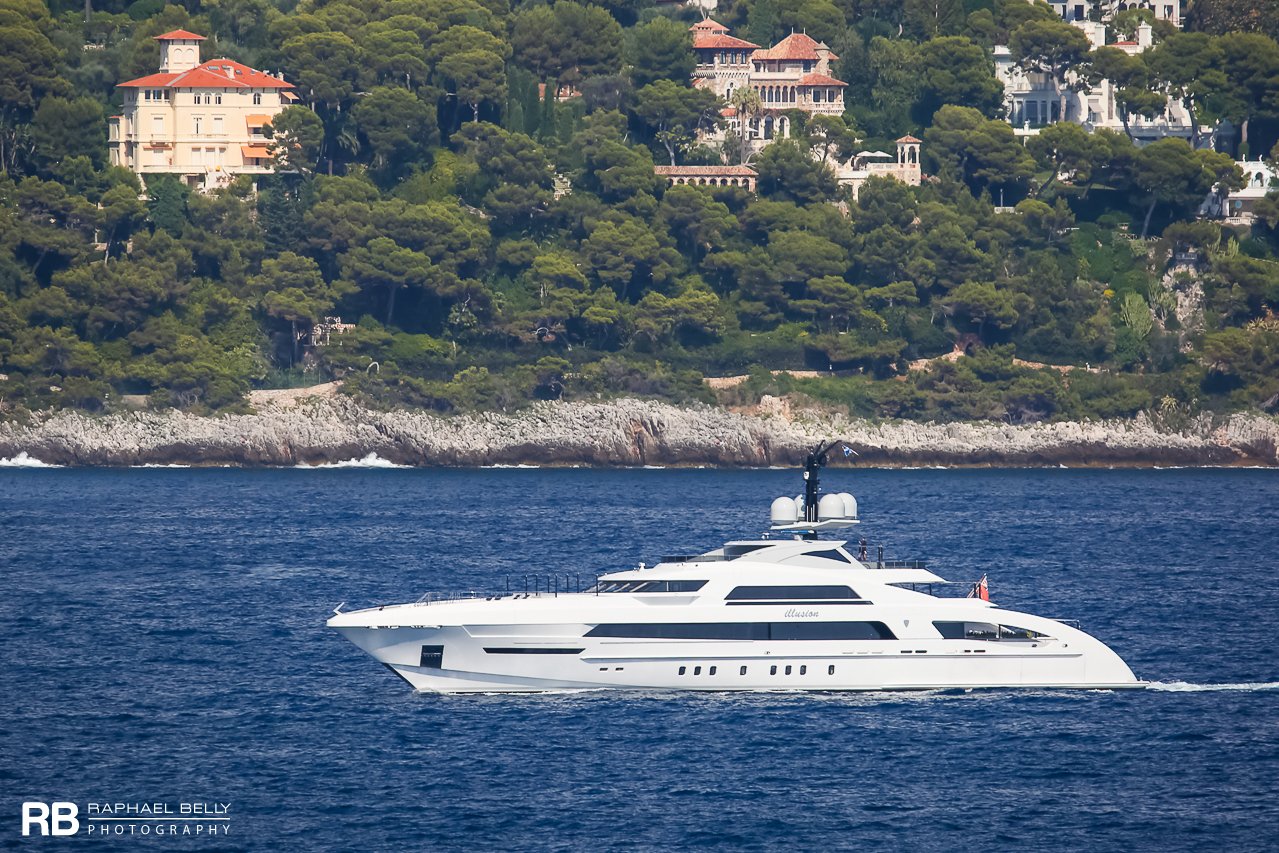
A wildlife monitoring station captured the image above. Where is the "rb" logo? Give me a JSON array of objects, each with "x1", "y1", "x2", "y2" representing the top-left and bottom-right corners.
[{"x1": 21, "y1": 802, "x2": 80, "y2": 836}]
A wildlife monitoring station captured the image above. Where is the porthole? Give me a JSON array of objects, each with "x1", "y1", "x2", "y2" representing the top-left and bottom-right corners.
[
  {"x1": 678, "y1": 666, "x2": 686, "y2": 675},
  {"x1": 740, "y1": 666, "x2": 747, "y2": 675},
  {"x1": 828, "y1": 665, "x2": 835, "y2": 675},
  {"x1": 770, "y1": 665, "x2": 777, "y2": 675},
  {"x1": 709, "y1": 666, "x2": 717, "y2": 676},
  {"x1": 694, "y1": 666, "x2": 702, "y2": 675},
  {"x1": 800, "y1": 665, "x2": 807, "y2": 675},
  {"x1": 784, "y1": 665, "x2": 792, "y2": 675}
]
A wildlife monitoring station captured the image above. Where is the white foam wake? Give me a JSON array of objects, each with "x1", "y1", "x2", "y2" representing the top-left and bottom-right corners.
[
  {"x1": 1147, "y1": 681, "x2": 1279, "y2": 692},
  {"x1": 481, "y1": 463, "x2": 540, "y2": 469},
  {"x1": 0, "y1": 452, "x2": 62, "y2": 468},
  {"x1": 297, "y1": 453, "x2": 411, "y2": 469}
]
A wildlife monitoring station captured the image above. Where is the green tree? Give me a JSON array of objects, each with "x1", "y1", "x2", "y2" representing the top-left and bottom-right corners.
[
  {"x1": 511, "y1": 1, "x2": 623, "y2": 85},
  {"x1": 455, "y1": 122, "x2": 555, "y2": 235},
  {"x1": 915, "y1": 36, "x2": 1004, "y2": 122},
  {"x1": 1010, "y1": 19, "x2": 1092, "y2": 125},
  {"x1": 340, "y1": 236, "x2": 435, "y2": 326},
  {"x1": 251, "y1": 252, "x2": 354, "y2": 364},
  {"x1": 657, "y1": 184, "x2": 736, "y2": 264},
  {"x1": 754, "y1": 140, "x2": 838, "y2": 204},
  {"x1": 627, "y1": 18, "x2": 693, "y2": 89},
  {"x1": 804, "y1": 114, "x2": 858, "y2": 168},
  {"x1": 1130, "y1": 138, "x2": 1242, "y2": 237},
  {"x1": 352, "y1": 86, "x2": 439, "y2": 173},
  {"x1": 1145, "y1": 32, "x2": 1223, "y2": 150},
  {"x1": 729, "y1": 86, "x2": 762, "y2": 166},
  {"x1": 924, "y1": 105, "x2": 1034, "y2": 200},
  {"x1": 0, "y1": 18, "x2": 67, "y2": 171},
  {"x1": 1089, "y1": 47, "x2": 1165, "y2": 142},
  {"x1": 265, "y1": 106, "x2": 324, "y2": 175},
  {"x1": 941, "y1": 280, "x2": 1020, "y2": 338},
  {"x1": 1214, "y1": 32, "x2": 1279, "y2": 158},
  {"x1": 439, "y1": 49, "x2": 507, "y2": 122},
  {"x1": 30, "y1": 96, "x2": 106, "y2": 173},
  {"x1": 633, "y1": 80, "x2": 722, "y2": 166}
]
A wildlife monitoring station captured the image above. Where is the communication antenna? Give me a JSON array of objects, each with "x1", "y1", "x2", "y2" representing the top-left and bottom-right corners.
[{"x1": 801, "y1": 439, "x2": 855, "y2": 523}]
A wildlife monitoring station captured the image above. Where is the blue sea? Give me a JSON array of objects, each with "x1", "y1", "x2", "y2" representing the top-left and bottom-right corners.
[{"x1": 2, "y1": 465, "x2": 1277, "y2": 851}]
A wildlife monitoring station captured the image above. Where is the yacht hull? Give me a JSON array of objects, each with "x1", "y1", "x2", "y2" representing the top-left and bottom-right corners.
[{"x1": 331, "y1": 620, "x2": 1140, "y2": 694}]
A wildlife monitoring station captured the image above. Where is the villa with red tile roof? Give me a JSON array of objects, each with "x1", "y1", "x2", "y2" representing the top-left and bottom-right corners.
[
  {"x1": 691, "y1": 21, "x2": 846, "y2": 147},
  {"x1": 109, "y1": 30, "x2": 296, "y2": 191}
]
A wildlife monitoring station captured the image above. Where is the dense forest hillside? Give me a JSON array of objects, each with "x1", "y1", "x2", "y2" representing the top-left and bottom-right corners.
[{"x1": 1, "y1": 0, "x2": 1277, "y2": 426}]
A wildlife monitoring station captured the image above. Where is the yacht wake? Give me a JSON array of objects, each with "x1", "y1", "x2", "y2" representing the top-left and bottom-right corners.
[
  {"x1": 1147, "y1": 681, "x2": 1279, "y2": 692},
  {"x1": 0, "y1": 452, "x2": 62, "y2": 468},
  {"x1": 296, "y1": 453, "x2": 411, "y2": 469}
]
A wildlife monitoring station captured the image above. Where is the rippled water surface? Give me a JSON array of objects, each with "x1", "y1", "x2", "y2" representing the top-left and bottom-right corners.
[{"x1": 2, "y1": 467, "x2": 1277, "y2": 850}]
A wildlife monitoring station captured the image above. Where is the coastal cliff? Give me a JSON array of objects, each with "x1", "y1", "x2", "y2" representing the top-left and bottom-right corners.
[{"x1": 1, "y1": 396, "x2": 1276, "y2": 468}]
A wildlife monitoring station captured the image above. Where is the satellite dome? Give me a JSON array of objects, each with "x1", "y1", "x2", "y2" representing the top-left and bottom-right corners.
[
  {"x1": 838, "y1": 492, "x2": 858, "y2": 519},
  {"x1": 770, "y1": 496, "x2": 798, "y2": 525},
  {"x1": 817, "y1": 493, "x2": 845, "y2": 521}
]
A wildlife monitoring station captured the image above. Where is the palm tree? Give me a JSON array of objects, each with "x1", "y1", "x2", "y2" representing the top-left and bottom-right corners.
[{"x1": 729, "y1": 87, "x2": 762, "y2": 166}]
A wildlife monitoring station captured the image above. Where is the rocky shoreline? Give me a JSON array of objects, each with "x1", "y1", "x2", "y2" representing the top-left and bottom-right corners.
[{"x1": 1, "y1": 395, "x2": 1277, "y2": 469}]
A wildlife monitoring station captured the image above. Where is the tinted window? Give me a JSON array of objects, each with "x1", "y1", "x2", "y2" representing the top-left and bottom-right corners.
[
  {"x1": 598, "y1": 580, "x2": 707, "y2": 593},
  {"x1": 799, "y1": 549, "x2": 851, "y2": 563},
  {"x1": 999, "y1": 624, "x2": 1048, "y2": 640},
  {"x1": 725, "y1": 544, "x2": 769, "y2": 558},
  {"x1": 726, "y1": 586, "x2": 860, "y2": 601},
  {"x1": 935, "y1": 621, "x2": 1046, "y2": 640},
  {"x1": 770, "y1": 621, "x2": 896, "y2": 640},
  {"x1": 586, "y1": 623, "x2": 769, "y2": 640},
  {"x1": 585, "y1": 621, "x2": 895, "y2": 640}
]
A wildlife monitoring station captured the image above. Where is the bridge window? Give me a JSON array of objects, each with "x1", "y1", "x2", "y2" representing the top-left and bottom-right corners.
[{"x1": 934, "y1": 621, "x2": 1048, "y2": 640}]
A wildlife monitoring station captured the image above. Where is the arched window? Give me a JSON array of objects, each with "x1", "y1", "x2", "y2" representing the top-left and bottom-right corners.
[{"x1": 253, "y1": 92, "x2": 262, "y2": 105}]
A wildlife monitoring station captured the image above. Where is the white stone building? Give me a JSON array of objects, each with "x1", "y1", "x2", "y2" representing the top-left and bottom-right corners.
[
  {"x1": 108, "y1": 30, "x2": 296, "y2": 191},
  {"x1": 1046, "y1": 0, "x2": 1182, "y2": 27},
  {"x1": 1201, "y1": 159, "x2": 1277, "y2": 225},
  {"x1": 833, "y1": 136, "x2": 923, "y2": 201},
  {"x1": 995, "y1": 21, "x2": 1203, "y2": 145}
]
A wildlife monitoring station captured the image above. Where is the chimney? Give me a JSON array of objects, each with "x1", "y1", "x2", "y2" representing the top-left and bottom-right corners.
[{"x1": 1137, "y1": 22, "x2": 1153, "y2": 50}]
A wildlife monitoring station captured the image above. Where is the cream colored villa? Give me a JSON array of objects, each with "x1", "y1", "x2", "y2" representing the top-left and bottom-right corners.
[
  {"x1": 692, "y1": 20, "x2": 846, "y2": 146},
  {"x1": 109, "y1": 30, "x2": 295, "y2": 191}
]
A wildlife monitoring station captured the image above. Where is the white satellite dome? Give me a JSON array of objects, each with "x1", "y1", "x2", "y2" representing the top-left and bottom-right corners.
[
  {"x1": 838, "y1": 492, "x2": 858, "y2": 519},
  {"x1": 817, "y1": 493, "x2": 845, "y2": 521},
  {"x1": 770, "y1": 496, "x2": 798, "y2": 525}
]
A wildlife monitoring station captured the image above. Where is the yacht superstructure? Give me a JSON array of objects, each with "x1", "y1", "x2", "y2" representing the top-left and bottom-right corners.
[{"x1": 328, "y1": 443, "x2": 1140, "y2": 693}]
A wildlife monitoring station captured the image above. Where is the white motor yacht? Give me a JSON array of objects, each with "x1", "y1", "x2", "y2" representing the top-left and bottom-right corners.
[{"x1": 328, "y1": 443, "x2": 1141, "y2": 693}]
